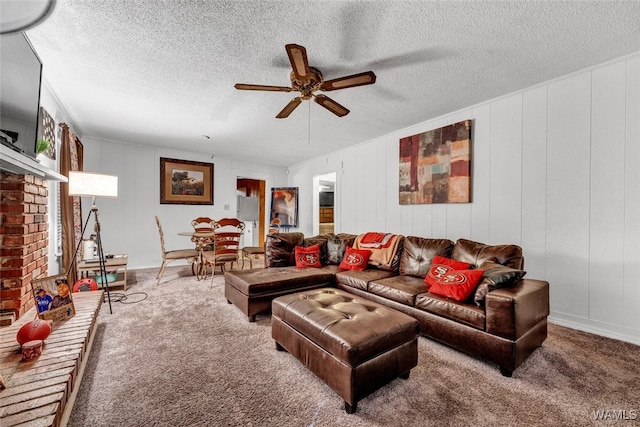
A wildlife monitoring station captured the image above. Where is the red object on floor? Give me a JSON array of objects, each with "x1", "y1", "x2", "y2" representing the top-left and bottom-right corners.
[
  {"x1": 21, "y1": 340, "x2": 44, "y2": 360},
  {"x1": 16, "y1": 319, "x2": 52, "y2": 346},
  {"x1": 73, "y1": 278, "x2": 98, "y2": 292}
]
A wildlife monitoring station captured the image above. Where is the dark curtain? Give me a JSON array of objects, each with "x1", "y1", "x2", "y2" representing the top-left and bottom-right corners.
[{"x1": 60, "y1": 123, "x2": 83, "y2": 284}]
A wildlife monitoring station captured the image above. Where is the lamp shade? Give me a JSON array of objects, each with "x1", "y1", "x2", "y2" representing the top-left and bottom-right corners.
[{"x1": 68, "y1": 171, "x2": 118, "y2": 198}]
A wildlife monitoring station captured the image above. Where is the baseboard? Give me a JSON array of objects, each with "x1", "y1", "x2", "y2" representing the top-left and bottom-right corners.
[{"x1": 549, "y1": 313, "x2": 640, "y2": 346}]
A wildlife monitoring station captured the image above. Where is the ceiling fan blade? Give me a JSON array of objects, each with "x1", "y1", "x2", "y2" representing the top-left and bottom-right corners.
[
  {"x1": 320, "y1": 71, "x2": 376, "y2": 91},
  {"x1": 314, "y1": 95, "x2": 350, "y2": 117},
  {"x1": 234, "y1": 83, "x2": 293, "y2": 92},
  {"x1": 276, "y1": 97, "x2": 303, "y2": 119},
  {"x1": 285, "y1": 44, "x2": 311, "y2": 82}
]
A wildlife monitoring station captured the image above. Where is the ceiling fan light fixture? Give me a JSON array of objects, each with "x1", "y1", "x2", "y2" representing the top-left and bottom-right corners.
[{"x1": 234, "y1": 44, "x2": 376, "y2": 118}]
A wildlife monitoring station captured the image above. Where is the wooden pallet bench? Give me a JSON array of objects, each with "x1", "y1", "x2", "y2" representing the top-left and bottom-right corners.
[{"x1": 0, "y1": 291, "x2": 104, "y2": 427}]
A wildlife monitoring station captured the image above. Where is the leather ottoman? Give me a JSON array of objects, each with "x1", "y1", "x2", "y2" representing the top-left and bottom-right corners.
[
  {"x1": 271, "y1": 288, "x2": 419, "y2": 413},
  {"x1": 225, "y1": 267, "x2": 334, "y2": 322}
]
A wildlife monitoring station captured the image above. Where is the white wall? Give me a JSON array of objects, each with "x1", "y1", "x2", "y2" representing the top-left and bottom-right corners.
[
  {"x1": 79, "y1": 138, "x2": 287, "y2": 269},
  {"x1": 288, "y1": 52, "x2": 640, "y2": 345}
]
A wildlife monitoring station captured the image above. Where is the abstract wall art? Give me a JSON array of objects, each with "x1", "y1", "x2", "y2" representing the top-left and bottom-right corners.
[
  {"x1": 399, "y1": 119, "x2": 472, "y2": 204},
  {"x1": 270, "y1": 187, "x2": 298, "y2": 228}
]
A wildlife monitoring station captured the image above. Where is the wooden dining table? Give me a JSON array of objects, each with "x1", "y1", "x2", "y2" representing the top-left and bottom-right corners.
[{"x1": 177, "y1": 230, "x2": 216, "y2": 278}]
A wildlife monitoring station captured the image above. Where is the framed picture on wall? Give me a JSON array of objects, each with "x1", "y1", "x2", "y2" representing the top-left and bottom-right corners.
[
  {"x1": 399, "y1": 119, "x2": 472, "y2": 204},
  {"x1": 270, "y1": 187, "x2": 298, "y2": 228},
  {"x1": 39, "y1": 107, "x2": 56, "y2": 160},
  {"x1": 160, "y1": 157, "x2": 214, "y2": 205}
]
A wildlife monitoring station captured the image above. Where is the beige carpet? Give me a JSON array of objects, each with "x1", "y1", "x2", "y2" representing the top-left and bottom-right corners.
[{"x1": 68, "y1": 265, "x2": 640, "y2": 427}]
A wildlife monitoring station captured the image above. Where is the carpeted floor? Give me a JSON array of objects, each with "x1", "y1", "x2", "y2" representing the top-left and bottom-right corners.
[{"x1": 68, "y1": 265, "x2": 640, "y2": 427}]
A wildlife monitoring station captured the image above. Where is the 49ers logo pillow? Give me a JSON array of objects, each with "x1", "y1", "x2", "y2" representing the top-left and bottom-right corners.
[
  {"x1": 295, "y1": 244, "x2": 322, "y2": 268},
  {"x1": 425, "y1": 256, "x2": 484, "y2": 301},
  {"x1": 339, "y1": 246, "x2": 372, "y2": 271}
]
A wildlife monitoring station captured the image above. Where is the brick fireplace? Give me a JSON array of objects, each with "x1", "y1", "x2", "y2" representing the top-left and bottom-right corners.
[{"x1": 0, "y1": 172, "x2": 49, "y2": 324}]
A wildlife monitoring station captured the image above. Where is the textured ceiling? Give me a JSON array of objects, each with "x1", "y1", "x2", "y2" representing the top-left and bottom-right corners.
[{"x1": 24, "y1": 0, "x2": 640, "y2": 167}]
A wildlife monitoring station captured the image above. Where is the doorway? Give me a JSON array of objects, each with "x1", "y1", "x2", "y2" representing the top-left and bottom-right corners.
[
  {"x1": 314, "y1": 172, "x2": 336, "y2": 235},
  {"x1": 236, "y1": 178, "x2": 266, "y2": 247}
]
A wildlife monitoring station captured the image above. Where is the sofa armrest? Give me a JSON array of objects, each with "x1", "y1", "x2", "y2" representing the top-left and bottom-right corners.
[{"x1": 485, "y1": 279, "x2": 550, "y2": 340}]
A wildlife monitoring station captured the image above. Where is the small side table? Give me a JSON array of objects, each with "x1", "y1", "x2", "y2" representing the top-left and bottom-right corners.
[
  {"x1": 241, "y1": 246, "x2": 265, "y2": 269},
  {"x1": 78, "y1": 254, "x2": 128, "y2": 291}
]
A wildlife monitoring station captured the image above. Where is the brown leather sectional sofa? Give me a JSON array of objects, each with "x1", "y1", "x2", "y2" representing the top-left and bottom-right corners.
[{"x1": 224, "y1": 232, "x2": 550, "y2": 376}]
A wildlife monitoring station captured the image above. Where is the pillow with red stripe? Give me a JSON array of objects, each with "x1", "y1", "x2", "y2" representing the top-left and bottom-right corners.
[
  {"x1": 295, "y1": 244, "x2": 321, "y2": 268},
  {"x1": 427, "y1": 268, "x2": 485, "y2": 301},
  {"x1": 339, "y1": 246, "x2": 371, "y2": 271}
]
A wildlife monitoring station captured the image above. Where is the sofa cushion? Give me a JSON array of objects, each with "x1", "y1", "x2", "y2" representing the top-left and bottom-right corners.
[
  {"x1": 452, "y1": 238, "x2": 524, "y2": 269},
  {"x1": 368, "y1": 276, "x2": 428, "y2": 306},
  {"x1": 319, "y1": 264, "x2": 340, "y2": 274},
  {"x1": 415, "y1": 292, "x2": 486, "y2": 330},
  {"x1": 265, "y1": 233, "x2": 305, "y2": 268},
  {"x1": 295, "y1": 244, "x2": 321, "y2": 268},
  {"x1": 334, "y1": 269, "x2": 398, "y2": 291},
  {"x1": 225, "y1": 267, "x2": 334, "y2": 296},
  {"x1": 399, "y1": 237, "x2": 455, "y2": 278},
  {"x1": 339, "y1": 246, "x2": 371, "y2": 271},
  {"x1": 426, "y1": 268, "x2": 484, "y2": 302},
  {"x1": 473, "y1": 261, "x2": 527, "y2": 306}
]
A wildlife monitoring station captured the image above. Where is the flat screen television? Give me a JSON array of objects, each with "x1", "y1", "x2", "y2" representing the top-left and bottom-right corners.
[
  {"x1": 0, "y1": 32, "x2": 43, "y2": 160},
  {"x1": 319, "y1": 191, "x2": 334, "y2": 207}
]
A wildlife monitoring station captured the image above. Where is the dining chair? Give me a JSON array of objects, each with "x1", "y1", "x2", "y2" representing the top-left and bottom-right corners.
[
  {"x1": 191, "y1": 216, "x2": 216, "y2": 253},
  {"x1": 200, "y1": 218, "x2": 245, "y2": 285},
  {"x1": 155, "y1": 216, "x2": 199, "y2": 284},
  {"x1": 191, "y1": 216, "x2": 215, "y2": 232}
]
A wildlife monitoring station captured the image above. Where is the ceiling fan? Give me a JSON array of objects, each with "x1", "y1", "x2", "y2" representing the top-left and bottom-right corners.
[{"x1": 234, "y1": 44, "x2": 376, "y2": 119}]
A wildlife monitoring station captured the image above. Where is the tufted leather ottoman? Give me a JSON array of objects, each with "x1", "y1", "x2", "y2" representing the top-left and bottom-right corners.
[
  {"x1": 225, "y1": 268, "x2": 334, "y2": 322},
  {"x1": 271, "y1": 288, "x2": 419, "y2": 413}
]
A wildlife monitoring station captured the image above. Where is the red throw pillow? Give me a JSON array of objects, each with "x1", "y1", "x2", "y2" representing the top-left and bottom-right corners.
[
  {"x1": 339, "y1": 246, "x2": 371, "y2": 271},
  {"x1": 424, "y1": 255, "x2": 472, "y2": 286},
  {"x1": 295, "y1": 244, "x2": 321, "y2": 268},
  {"x1": 427, "y1": 269, "x2": 485, "y2": 301}
]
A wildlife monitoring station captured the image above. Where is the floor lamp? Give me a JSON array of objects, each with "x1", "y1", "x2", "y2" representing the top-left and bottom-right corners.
[{"x1": 67, "y1": 171, "x2": 118, "y2": 313}]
